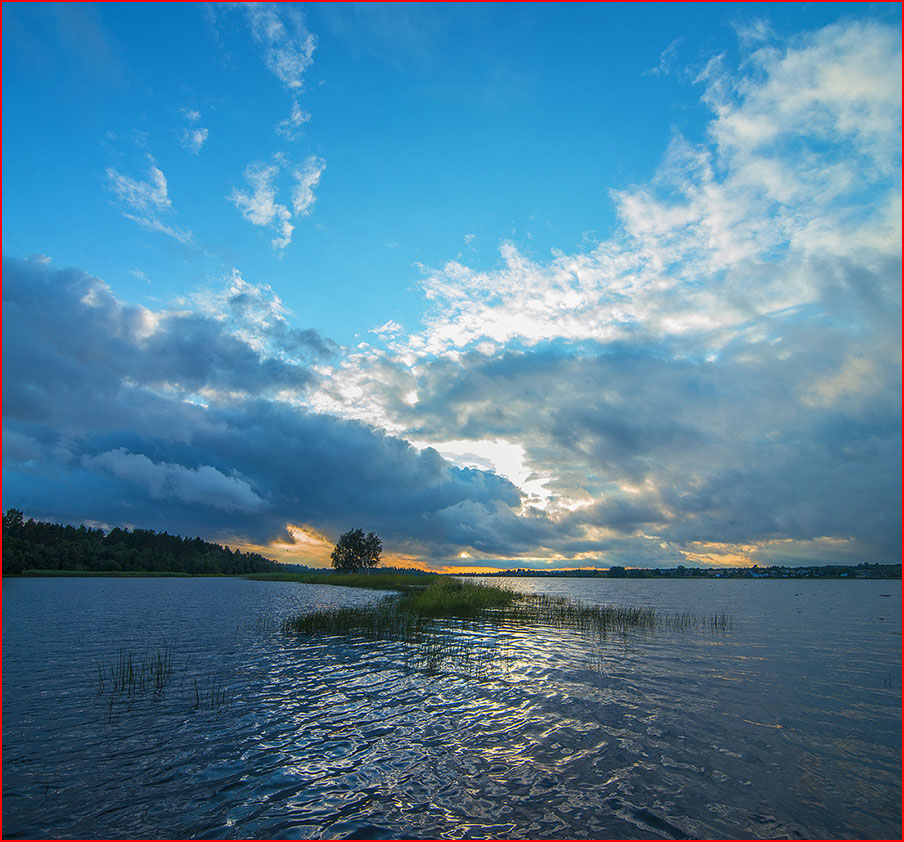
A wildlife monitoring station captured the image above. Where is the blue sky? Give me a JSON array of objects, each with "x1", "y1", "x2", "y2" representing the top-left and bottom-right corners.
[{"x1": 3, "y1": 3, "x2": 901, "y2": 570}]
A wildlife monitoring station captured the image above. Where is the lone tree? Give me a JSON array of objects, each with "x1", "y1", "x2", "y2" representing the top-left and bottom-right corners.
[{"x1": 330, "y1": 528, "x2": 382, "y2": 573}]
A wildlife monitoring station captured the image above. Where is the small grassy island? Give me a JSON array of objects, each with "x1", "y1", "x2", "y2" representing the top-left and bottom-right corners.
[
  {"x1": 273, "y1": 573, "x2": 728, "y2": 635},
  {"x1": 246, "y1": 570, "x2": 732, "y2": 676}
]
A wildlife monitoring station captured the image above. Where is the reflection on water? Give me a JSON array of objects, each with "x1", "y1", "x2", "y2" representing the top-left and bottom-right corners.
[{"x1": 2, "y1": 576, "x2": 900, "y2": 839}]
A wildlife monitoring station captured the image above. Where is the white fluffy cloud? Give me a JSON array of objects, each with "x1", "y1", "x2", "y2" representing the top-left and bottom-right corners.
[
  {"x1": 84, "y1": 449, "x2": 265, "y2": 512},
  {"x1": 378, "y1": 20, "x2": 900, "y2": 359}
]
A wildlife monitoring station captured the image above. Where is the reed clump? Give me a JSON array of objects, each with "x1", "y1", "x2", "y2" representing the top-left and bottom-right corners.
[
  {"x1": 402, "y1": 624, "x2": 513, "y2": 678},
  {"x1": 285, "y1": 600, "x2": 418, "y2": 638}
]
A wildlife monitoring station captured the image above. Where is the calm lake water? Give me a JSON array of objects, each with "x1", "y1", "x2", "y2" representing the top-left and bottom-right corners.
[{"x1": 2, "y1": 576, "x2": 900, "y2": 839}]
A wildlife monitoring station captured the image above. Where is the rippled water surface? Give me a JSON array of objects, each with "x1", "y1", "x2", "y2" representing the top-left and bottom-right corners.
[{"x1": 2, "y1": 576, "x2": 900, "y2": 839}]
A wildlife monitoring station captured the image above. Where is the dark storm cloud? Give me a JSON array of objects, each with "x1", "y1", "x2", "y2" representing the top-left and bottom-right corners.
[
  {"x1": 2, "y1": 257, "x2": 526, "y2": 555},
  {"x1": 1, "y1": 257, "x2": 318, "y2": 419}
]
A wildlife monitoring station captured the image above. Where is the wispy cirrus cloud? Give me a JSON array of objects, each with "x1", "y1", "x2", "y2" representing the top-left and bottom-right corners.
[
  {"x1": 643, "y1": 36, "x2": 683, "y2": 77},
  {"x1": 180, "y1": 127, "x2": 209, "y2": 155},
  {"x1": 105, "y1": 155, "x2": 193, "y2": 244},
  {"x1": 276, "y1": 100, "x2": 311, "y2": 139},
  {"x1": 292, "y1": 155, "x2": 326, "y2": 216}
]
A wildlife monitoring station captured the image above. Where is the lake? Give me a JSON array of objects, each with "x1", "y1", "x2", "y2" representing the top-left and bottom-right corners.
[{"x1": 2, "y1": 576, "x2": 900, "y2": 839}]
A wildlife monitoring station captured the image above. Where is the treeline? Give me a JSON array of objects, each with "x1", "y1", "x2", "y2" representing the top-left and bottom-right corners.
[
  {"x1": 1, "y1": 510, "x2": 280, "y2": 575},
  {"x1": 462, "y1": 562, "x2": 901, "y2": 579}
]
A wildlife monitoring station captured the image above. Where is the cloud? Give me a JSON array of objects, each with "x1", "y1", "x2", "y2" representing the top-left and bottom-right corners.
[
  {"x1": 370, "y1": 320, "x2": 403, "y2": 339},
  {"x1": 105, "y1": 155, "x2": 193, "y2": 244},
  {"x1": 2, "y1": 257, "x2": 527, "y2": 560},
  {"x1": 4, "y1": 20, "x2": 899, "y2": 570},
  {"x1": 178, "y1": 107, "x2": 208, "y2": 154},
  {"x1": 1, "y1": 257, "x2": 326, "y2": 420},
  {"x1": 239, "y1": 4, "x2": 317, "y2": 137},
  {"x1": 179, "y1": 127, "x2": 208, "y2": 154},
  {"x1": 389, "y1": 20, "x2": 900, "y2": 360},
  {"x1": 731, "y1": 18, "x2": 773, "y2": 48},
  {"x1": 291, "y1": 155, "x2": 325, "y2": 216},
  {"x1": 229, "y1": 159, "x2": 294, "y2": 250},
  {"x1": 229, "y1": 155, "x2": 326, "y2": 250},
  {"x1": 244, "y1": 3, "x2": 316, "y2": 91},
  {"x1": 367, "y1": 325, "x2": 899, "y2": 562},
  {"x1": 299, "y1": 20, "x2": 901, "y2": 566},
  {"x1": 193, "y1": 267, "x2": 339, "y2": 361},
  {"x1": 643, "y1": 37, "x2": 683, "y2": 77},
  {"x1": 107, "y1": 156, "x2": 170, "y2": 215},
  {"x1": 276, "y1": 100, "x2": 311, "y2": 139},
  {"x1": 84, "y1": 448, "x2": 265, "y2": 512}
]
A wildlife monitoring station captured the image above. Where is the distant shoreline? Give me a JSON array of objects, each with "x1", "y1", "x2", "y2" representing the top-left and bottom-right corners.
[{"x1": 5, "y1": 567, "x2": 900, "y2": 581}]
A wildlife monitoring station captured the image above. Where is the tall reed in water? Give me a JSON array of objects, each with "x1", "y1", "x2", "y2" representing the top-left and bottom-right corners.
[{"x1": 96, "y1": 646, "x2": 174, "y2": 696}]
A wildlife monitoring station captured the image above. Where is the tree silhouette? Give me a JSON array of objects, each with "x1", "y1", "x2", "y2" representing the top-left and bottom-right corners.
[{"x1": 330, "y1": 528, "x2": 382, "y2": 572}]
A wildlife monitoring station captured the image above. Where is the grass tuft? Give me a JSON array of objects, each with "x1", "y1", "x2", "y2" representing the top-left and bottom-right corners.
[{"x1": 193, "y1": 674, "x2": 229, "y2": 711}]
